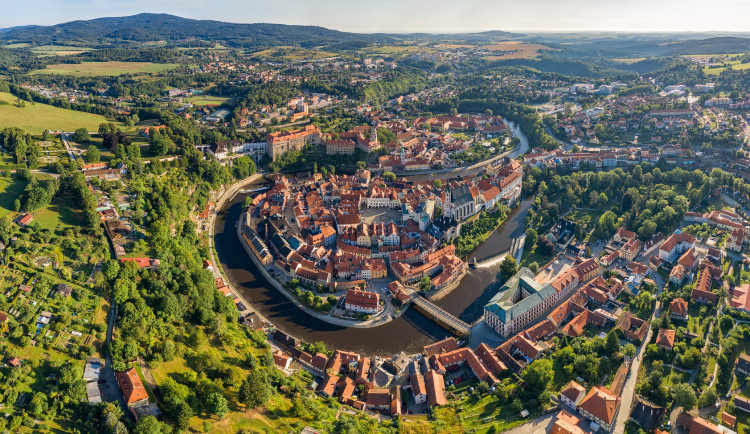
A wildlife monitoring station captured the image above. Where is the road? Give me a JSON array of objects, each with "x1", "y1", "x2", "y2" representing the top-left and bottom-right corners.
[
  {"x1": 99, "y1": 302, "x2": 133, "y2": 420},
  {"x1": 613, "y1": 301, "x2": 661, "y2": 434}
]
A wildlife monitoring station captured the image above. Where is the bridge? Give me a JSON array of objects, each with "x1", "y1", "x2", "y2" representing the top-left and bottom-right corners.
[{"x1": 411, "y1": 296, "x2": 471, "y2": 337}]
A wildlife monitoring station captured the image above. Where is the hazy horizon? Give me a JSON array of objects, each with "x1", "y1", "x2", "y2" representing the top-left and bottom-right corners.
[{"x1": 4, "y1": 0, "x2": 750, "y2": 34}]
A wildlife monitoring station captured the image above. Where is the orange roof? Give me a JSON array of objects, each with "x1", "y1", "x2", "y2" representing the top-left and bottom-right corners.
[
  {"x1": 550, "y1": 410, "x2": 584, "y2": 434},
  {"x1": 656, "y1": 329, "x2": 675, "y2": 348},
  {"x1": 579, "y1": 386, "x2": 620, "y2": 425},
  {"x1": 115, "y1": 368, "x2": 149, "y2": 406}
]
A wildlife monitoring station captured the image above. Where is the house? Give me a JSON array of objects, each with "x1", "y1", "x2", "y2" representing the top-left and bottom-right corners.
[
  {"x1": 731, "y1": 283, "x2": 750, "y2": 313},
  {"x1": 0, "y1": 311, "x2": 8, "y2": 323},
  {"x1": 668, "y1": 298, "x2": 688, "y2": 321},
  {"x1": 364, "y1": 388, "x2": 391, "y2": 412},
  {"x1": 115, "y1": 368, "x2": 149, "y2": 408},
  {"x1": 628, "y1": 396, "x2": 665, "y2": 432},
  {"x1": 692, "y1": 288, "x2": 718, "y2": 305},
  {"x1": 735, "y1": 394, "x2": 750, "y2": 413},
  {"x1": 410, "y1": 374, "x2": 427, "y2": 404},
  {"x1": 317, "y1": 374, "x2": 339, "y2": 397},
  {"x1": 616, "y1": 312, "x2": 649, "y2": 342},
  {"x1": 550, "y1": 410, "x2": 584, "y2": 434},
  {"x1": 16, "y1": 213, "x2": 33, "y2": 227},
  {"x1": 56, "y1": 283, "x2": 73, "y2": 297},
  {"x1": 578, "y1": 385, "x2": 620, "y2": 432},
  {"x1": 425, "y1": 370, "x2": 448, "y2": 406},
  {"x1": 613, "y1": 227, "x2": 636, "y2": 243},
  {"x1": 736, "y1": 353, "x2": 750, "y2": 376},
  {"x1": 559, "y1": 380, "x2": 586, "y2": 409},
  {"x1": 676, "y1": 412, "x2": 723, "y2": 433},
  {"x1": 658, "y1": 232, "x2": 696, "y2": 263},
  {"x1": 273, "y1": 350, "x2": 292, "y2": 371},
  {"x1": 344, "y1": 289, "x2": 380, "y2": 314},
  {"x1": 655, "y1": 329, "x2": 675, "y2": 350},
  {"x1": 6, "y1": 357, "x2": 20, "y2": 367},
  {"x1": 723, "y1": 412, "x2": 737, "y2": 428}
]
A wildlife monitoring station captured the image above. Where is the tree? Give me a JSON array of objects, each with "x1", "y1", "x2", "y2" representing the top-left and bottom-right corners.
[
  {"x1": 85, "y1": 145, "x2": 101, "y2": 163},
  {"x1": 433, "y1": 179, "x2": 442, "y2": 189},
  {"x1": 500, "y1": 256, "x2": 518, "y2": 280},
  {"x1": 419, "y1": 275, "x2": 432, "y2": 293},
  {"x1": 538, "y1": 237, "x2": 555, "y2": 256},
  {"x1": 382, "y1": 171, "x2": 396, "y2": 182},
  {"x1": 239, "y1": 369, "x2": 271, "y2": 408},
  {"x1": 623, "y1": 343, "x2": 636, "y2": 359},
  {"x1": 29, "y1": 392, "x2": 48, "y2": 417},
  {"x1": 133, "y1": 416, "x2": 168, "y2": 434},
  {"x1": 206, "y1": 392, "x2": 229, "y2": 419},
  {"x1": 522, "y1": 359, "x2": 553, "y2": 392},
  {"x1": 242, "y1": 196, "x2": 254, "y2": 208},
  {"x1": 526, "y1": 228, "x2": 538, "y2": 248},
  {"x1": 102, "y1": 258, "x2": 120, "y2": 282},
  {"x1": 72, "y1": 128, "x2": 90, "y2": 143},
  {"x1": 672, "y1": 383, "x2": 697, "y2": 410},
  {"x1": 529, "y1": 261, "x2": 539, "y2": 273},
  {"x1": 606, "y1": 331, "x2": 620, "y2": 356}
]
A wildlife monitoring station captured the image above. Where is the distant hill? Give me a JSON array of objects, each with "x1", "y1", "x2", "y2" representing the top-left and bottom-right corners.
[{"x1": 0, "y1": 13, "x2": 394, "y2": 49}]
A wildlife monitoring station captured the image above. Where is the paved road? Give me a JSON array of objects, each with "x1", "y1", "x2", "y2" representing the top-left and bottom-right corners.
[
  {"x1": 99, "y1": 303, "x2": 132, "y2": 420},
  {"x1": 613, "y1": 301, "x2": 661, "y2": 434}
]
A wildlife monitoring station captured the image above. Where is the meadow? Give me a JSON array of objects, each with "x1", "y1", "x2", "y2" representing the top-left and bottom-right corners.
[
  {"x1": 30, "y1": 61, "x2": 179, "y2": 77},
  {"x1": 484, "y1": 41, "x2": 551, "y2": 60},
  {"x1": 0, "y1": 92, "x2": 111, "y2": 135}
]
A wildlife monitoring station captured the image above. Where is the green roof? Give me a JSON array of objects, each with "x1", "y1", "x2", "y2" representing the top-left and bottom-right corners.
[{"x1": 484, "y1": 267, "x2": 556, "y2": 324}]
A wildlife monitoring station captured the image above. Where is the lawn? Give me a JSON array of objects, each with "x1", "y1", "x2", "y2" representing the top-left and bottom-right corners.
[
  {"x1": 0, "y1": 91, "x2": 112, "y2": 134},
  {"x1": 185, "y1": 95, "x2": 233, "y2": 106},
  {"x1": 0, "y1": 176, "x2": 28, "y2": 217},
  {"x1": 30, "y1": 61, "x2": 179, "y2": 77},
  {"x1": 433, "y1": 394, "x2": 531, "y2": 432}
]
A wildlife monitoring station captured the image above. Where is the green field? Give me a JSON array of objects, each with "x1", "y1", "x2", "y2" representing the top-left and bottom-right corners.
[
  {"x1": 30, "y1": 61, "x2": 179, "y2": 77},
  {"x1": 0, "y1": 91, "x2": 112, "y2": 134},
  {"x1": 185, "y1": 95, "x2": 233, "y2": 106},
  {"x1": 30, "y1": 44, "x2": 95, "y2": 56}
]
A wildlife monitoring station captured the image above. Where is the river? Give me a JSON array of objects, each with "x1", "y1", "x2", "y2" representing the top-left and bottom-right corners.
[{"x1": 214, "y1": 121, "x2": 532, "y2": 355}]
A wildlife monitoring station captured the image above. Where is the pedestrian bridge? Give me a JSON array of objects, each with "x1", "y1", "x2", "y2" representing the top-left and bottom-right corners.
[{"x1": 411, "y1": 296, "x2": 471, "y2": 337}]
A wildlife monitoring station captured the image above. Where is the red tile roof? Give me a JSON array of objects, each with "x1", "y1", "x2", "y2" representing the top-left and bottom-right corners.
[{"x1": 115, "y1": 368, "x2": 149, "y2": 406}]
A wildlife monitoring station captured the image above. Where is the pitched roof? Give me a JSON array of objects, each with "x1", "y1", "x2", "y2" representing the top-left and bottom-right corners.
[
  {"x1": 579, "y1": 386, "x2": 620, "y2": 425},
  {"x1": 560, "y1": 380, "x2": 586, "y2": 405},
  {"x1": 115, "y1": 368, "x2": 149, "y2": 406},
  {"x1": 656, "y1": 329, "x2": 675, "y2": 348},
  {"x1": 669, "y1": 298, "x2": 688, "y2": 317}
]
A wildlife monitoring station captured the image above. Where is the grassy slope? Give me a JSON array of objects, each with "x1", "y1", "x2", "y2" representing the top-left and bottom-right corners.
[{"x1": 0, "y1": 92, "x2": 110, "y2": 134}]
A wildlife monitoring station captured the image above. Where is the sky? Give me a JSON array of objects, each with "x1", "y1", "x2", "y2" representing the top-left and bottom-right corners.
[{"x1": 3, "y1": 0, "x2": 750, "y2": 33}]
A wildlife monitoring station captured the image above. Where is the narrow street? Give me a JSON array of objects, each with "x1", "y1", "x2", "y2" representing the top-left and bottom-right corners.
[{"x1": 613, "y1": 301, "x2": 661, "y2": 434}]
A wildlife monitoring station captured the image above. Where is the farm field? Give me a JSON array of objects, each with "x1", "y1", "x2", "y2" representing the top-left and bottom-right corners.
[
  {"x1": 361, "y1": 45, "x2": 435, "y2": 54},
  {"x1": 30, "y1": 44, "x2": 95, "y2": 56},
  {"x1": 705, "y1": 61, "x2": 750, "y2": 75},
  {"x1": 249, "y1": 47, "x2": 338, "y2": 61},
  {"x1": 484, "y1": 41, "x2": 551, "y2": 60},
  {"x1": 612, "y1": 57, "x2": 647, "y2": 64},
  {"x1": 30, "y1": 61, "x2": 179, "y2": 76}
]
